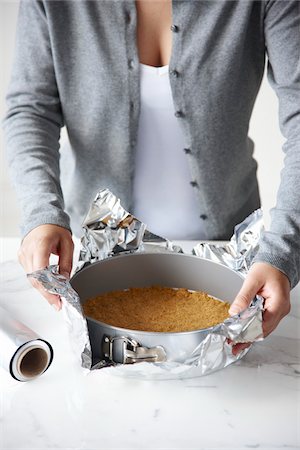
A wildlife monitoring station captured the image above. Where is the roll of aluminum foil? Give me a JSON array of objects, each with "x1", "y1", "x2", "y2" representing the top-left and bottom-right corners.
[
  {"x1": 0, "y1": 305, "x2": 53, "y2": 382},
  {"x1": 28, "y1": 189, "x2": 265, "y2": 379}
]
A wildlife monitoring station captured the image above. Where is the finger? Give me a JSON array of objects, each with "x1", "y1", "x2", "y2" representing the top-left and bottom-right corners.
[
  {"x1": 18, "y1": 241, "x2": 61, "y2": 309},
  {"x1": 31, "y1": 238, "x2": 52, "y2": 270},
  {"x1": 231, "y1": 342, "x2": 251, "y2": 356},
  {"x1": 31, "y1": 241, "x2": 62, "y2": 310},
  {"x1": 229, "y1": 275, "x2": 261, "y2": 316},
  {"x1": 58, "y1": 237, "x2": 74, "y2": 278},
  {"x1": 18, "y1": 244, "x2": 34, "y2": 273},
  {"x1": 261, "y1": 294, "x2": 290, "y2": 337},
  {"x1": 29, "y1": 277, "x2": 61, "y2": 310}
]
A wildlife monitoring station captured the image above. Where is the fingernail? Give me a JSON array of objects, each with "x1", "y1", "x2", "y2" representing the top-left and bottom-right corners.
[
  {"x1": 61, "y1": 272, "x2": 70, "y2": 280},
  {"x1": 229, "y1": 306, "x2": 239, "y2": 315},
  {"x1": 52, "y1": 304, "x2": 60, "y2": 312},
  {"x1": 232, "y1": 343, "x2": 251, "y2": 356}
]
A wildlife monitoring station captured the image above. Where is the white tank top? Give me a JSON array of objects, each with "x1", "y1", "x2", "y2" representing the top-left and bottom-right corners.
[{"x1": 132, "y1": 63, "x2": 207, "y2": 240}]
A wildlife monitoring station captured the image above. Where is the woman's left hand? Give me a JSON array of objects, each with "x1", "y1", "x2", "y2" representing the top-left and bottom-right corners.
[{"x1": 228, "y1": 262, "x2": 291, "y2": 355}]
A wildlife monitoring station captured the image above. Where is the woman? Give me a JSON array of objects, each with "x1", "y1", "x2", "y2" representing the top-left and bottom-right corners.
[{"x1": 3, "y1": 1, "x2": 299, "y2": 352}]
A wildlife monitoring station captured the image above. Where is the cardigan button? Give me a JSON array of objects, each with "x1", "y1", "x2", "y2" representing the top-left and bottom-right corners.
[
  {"x1": 190, "y1": 181, "x2": 198, "y2": 188},
  {"x1": 200, "y1": 214, "x2": 208, "y2": 220},
  {"x1": 170, "y1": 69, "x2": 179, "y2": 78},
  {"x1": 174, "y1": 110, "x2": 183, "y2": 118},
  {"x1": 170, "y1": 24, "x2": 179, "y2": 32},
  {"x1": 128, "y1": 59, "x2": 134, "y2": 69},
  {"x1": 125, "y1": 12, "x2": 131, "y2": 24},
  {"x1": 183, "y1": 148, "x2": 191, "y2": 154}
]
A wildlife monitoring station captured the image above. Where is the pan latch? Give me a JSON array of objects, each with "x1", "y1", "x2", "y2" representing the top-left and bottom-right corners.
[{"x1": 103, "y1": 336, "x2": 167, "y2": 364}]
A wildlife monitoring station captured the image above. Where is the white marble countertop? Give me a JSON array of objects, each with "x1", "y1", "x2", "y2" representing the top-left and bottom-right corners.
[{"x1": 0, "y1": 238, "x2": 299, "y2": 450}]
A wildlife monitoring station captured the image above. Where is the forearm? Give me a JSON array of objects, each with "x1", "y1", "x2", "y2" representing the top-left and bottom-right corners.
[{"x1": 3, "y1": 113, "x2": 71, "y2": 237}]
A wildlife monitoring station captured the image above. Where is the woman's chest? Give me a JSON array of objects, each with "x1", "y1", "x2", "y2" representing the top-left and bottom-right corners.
[{"x1": 135, "y1": 0, "x2": 172, "y2": 67}]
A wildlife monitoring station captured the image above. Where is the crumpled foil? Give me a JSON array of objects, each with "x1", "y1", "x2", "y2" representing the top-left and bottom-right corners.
[
  {"x1": 28, "y1": 266, "x2": 92, "y2": 371},
  {"x1": 193, "y1": 209, "x2": 262, "y2": 277},
  {"x1": 29, "y1": 189, "x2": 265, "y2": 379},
  {"x1": 77, "y1": 189, "x2": 182, "y2": 272}
]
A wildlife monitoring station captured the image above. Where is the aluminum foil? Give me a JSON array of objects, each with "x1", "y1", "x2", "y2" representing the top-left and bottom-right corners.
[
  {"x1": 77, "y1": 189, "x2": 182, "y2": 272},
  {"x1": 0, "y1": 304, "x2": 53, "y2": 381},
  {"x1": 193, "y1": 208, "x2": 263, "y2": 277},
  {"x1": 29, "y1": 189, "x2": 264, "y2": 379},
  {"x1": 28, "y1": 266, "x2": 92, "y2": 370}
]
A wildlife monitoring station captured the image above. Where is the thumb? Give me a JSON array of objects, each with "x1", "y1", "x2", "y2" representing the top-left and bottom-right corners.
[
  {"x1": 58, "y1": 237, "x2": 74, "y2": 279},
  {"x1": 229, "y1": 275, "x2": 261, "y2": 316}
]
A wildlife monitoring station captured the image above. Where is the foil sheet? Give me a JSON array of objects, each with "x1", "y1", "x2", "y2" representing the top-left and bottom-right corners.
[
  {"x1": 193, "y1": 209, "x2": 263, "y2": 277},
  {"x1": 28, "y1": 266, "x2": 92, "y2": 370},
  {"x1": 77, "y1": 189, "x2": 182, "y2": 272},
  {"x1": 29, "y1": 189, "x2": 264, "y2": 379}
]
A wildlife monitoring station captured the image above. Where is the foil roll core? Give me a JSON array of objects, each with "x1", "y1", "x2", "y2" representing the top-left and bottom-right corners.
[{"x1": 11, "y1": 340, "x2": 53, "y2": 382}]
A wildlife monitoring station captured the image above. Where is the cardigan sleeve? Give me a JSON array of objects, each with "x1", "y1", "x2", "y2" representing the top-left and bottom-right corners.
[
  {"x1": 2, "y1": 0, "x2": 71, "y2": 238},
  {"x1": 253, "y1": 0, "x2": 300, "y2": 288}
]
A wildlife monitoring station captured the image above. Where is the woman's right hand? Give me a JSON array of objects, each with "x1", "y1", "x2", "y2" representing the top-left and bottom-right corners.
[{"x1": 18, "y1": 224, "x2": 74, "y2": 311}]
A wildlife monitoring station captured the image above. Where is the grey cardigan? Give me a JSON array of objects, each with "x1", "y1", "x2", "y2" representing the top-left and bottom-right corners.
[{"x1": 3, "y1": 0, "x2": 300, "y2": 287}]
